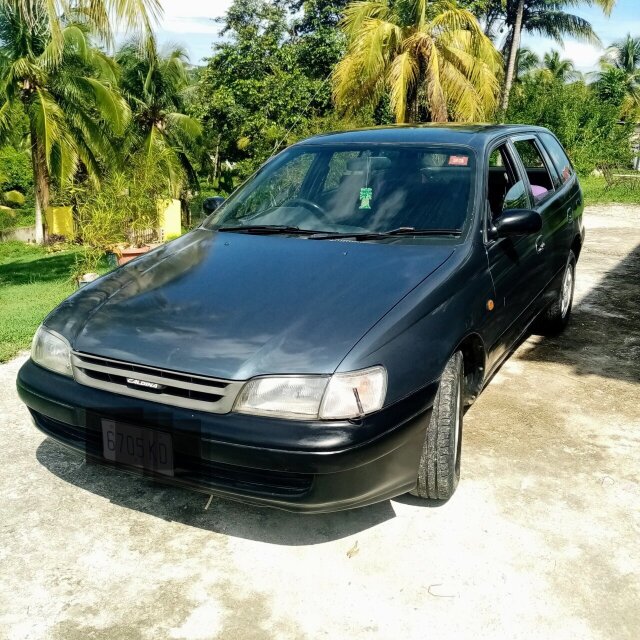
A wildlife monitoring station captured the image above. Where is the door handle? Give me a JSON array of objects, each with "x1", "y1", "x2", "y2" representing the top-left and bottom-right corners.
[
  {"x1": 535, "y1": 236, "x2": 546, "y2": 253},
  {"x1": 567, "y1": 207, "x2": 573, "y2": 222}
]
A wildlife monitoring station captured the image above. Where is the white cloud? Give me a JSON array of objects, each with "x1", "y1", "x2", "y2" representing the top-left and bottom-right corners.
[
  {"x1": 523, "y1": 36, "x2": 603, "y2": 73},
  {"x1": 149, "y1": 0, "x2": 234, "y2": 60},
  {"x1": 563, "y1": 41, "x2": 604, "y2": 70},
  {"x1": 157, "y1": 0, "x2": 232, "y2": 32}
]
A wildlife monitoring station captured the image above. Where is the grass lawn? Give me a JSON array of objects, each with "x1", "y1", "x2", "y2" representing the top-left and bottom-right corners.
[
  {"x1": 0, "y1": 242, "x2": 83, "y2": 362},
  {"x1": 580, "y1": 175, "x2": 640, "y2": 205}
]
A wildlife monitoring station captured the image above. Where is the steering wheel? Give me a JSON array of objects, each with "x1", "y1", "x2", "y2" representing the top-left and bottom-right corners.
[{"x1": 285, "y1": 198, "x2": 330, "y2": 223}]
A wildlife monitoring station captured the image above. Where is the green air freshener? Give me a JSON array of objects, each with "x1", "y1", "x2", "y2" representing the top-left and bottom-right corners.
[{"x1": 359, "y1": 187, "x2": 373, "y2": 210}]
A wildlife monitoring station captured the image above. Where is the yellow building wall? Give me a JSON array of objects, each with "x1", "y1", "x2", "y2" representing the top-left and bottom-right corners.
[
  {"x1": 45, "y1": 206, "x2": 74, "y2": 238},
  {"x1": 158, "y1": 199, "x2": 182, "y2": 239}
]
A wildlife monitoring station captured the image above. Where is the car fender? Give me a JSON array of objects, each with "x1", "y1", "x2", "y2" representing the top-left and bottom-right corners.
[{"x1": 336, "y1": 242, "x2": 495, "y2": 406}]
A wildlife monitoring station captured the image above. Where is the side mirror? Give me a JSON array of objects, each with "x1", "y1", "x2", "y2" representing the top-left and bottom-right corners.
[
  {"x1": 202, "y1": 196, "x2": 226, "y2": 215},
  {"x1": 493, "y1": 208, "x2": 542, "y2": 238}
]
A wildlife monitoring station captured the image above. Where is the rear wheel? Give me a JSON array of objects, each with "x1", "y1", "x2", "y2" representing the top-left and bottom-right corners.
[
  {"x1": 536, "y1": 252, "x2": 576, "y2": 336},
  {"x1": 411, "y1": 351, "x2": 463, "y2": 501}
]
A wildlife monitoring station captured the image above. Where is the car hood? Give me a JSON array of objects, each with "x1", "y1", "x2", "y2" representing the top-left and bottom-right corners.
[{"x1": 46, "y1": 229, "x2": 454, "y2": 379}]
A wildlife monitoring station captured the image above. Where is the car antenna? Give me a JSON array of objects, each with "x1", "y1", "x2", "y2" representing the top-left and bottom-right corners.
[{"x1": 270, "y1": 69, "x2": 334, "y2": 157}]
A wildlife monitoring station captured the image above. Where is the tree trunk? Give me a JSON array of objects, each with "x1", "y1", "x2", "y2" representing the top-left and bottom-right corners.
[
  {"x1": 30, "y1": 123, "x2": 50, "y2": 244},
  {"x1": 212, "y1": 135, "x2": 220, "y2": 185},
  {"x1": 501, "y1": 0, "x2": 525, "y2": 115}
]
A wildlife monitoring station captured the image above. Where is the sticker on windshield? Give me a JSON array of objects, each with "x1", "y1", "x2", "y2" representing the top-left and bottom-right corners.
[
  {"x1": 359, "y1": 187, "x2": 373, "y2": 209},
  {"x1": 448, "y1": 155, "x2": 469, "y2": 166}
]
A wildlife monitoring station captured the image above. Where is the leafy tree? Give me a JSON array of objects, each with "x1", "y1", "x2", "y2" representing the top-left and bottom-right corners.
[
  {"x1": 507, "y1": 76, "x2": 633, "y2": 173},
  {"x1": 116, "y1": 39, "x2": 202, "y2": 192},
  {"x1": 191, "y1": 0, "x2": 351, "y2": 182},
  {"x1": 0, "y1": 6, "x2": 131, "y2": 243},
  {"x1": 288, "y1": 0, "x2": 348, "y2": 79},
  {"x1": 333, "y1": 0, "x2": 501, "y2": 123}
]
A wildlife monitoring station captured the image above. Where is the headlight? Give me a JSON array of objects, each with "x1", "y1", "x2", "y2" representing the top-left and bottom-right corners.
[
  {"x1": 31, "y1": 325, "x2": 72, "y2": 377},
  {"x1": 319, "y1": 366, "x2": 387, "y2": 419},
  {"x1": 234, "y1": 366, "x2": 387, "y2": 420}
]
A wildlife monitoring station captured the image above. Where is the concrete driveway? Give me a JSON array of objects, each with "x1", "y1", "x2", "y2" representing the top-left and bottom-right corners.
[{"x1": 1, "y1": 205, "x2": 639, "y2": 640}]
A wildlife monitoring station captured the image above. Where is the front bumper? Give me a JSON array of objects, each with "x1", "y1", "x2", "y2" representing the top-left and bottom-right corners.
[{"x1": 17, "y1": 359, "x2": 436, "y2": 513}]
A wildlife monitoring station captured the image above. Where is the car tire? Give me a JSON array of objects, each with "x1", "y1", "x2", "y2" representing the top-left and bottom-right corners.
[
  {"x1": 536, "y1": 251, "x2": 576, "y2": 336},
  {"x1": 411, "y1": 351, "x2": 463, "y2": 501}
]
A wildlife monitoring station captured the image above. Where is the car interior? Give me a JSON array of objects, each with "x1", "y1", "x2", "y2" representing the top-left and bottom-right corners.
[
  {"x1": 486, "y1": 139, "x2": 556, "y2": 220},
  {"x1": 319, "y1": 153, "x2": 473, "y2": 230}
]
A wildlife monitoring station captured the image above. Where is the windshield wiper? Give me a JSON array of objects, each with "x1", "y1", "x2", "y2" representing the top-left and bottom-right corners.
[
  {"x1": 308, "y1": 227, "x2": 462, "y2": 240},
  {"x1": 216, "y1": 224, "x2": 315, "y2": 235}
]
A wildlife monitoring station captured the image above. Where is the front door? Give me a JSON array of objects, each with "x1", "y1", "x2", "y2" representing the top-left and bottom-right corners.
[{"x1": 483, "y1": 140, "x2": 549, "y2": 367}]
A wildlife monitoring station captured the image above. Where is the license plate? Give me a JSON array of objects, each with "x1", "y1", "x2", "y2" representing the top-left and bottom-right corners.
[{"x1": 101, "y1": 419, "x2": 174, "y2": 476}]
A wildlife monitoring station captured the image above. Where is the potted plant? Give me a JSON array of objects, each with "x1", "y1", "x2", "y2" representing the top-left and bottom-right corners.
[{"x1": 74, "y1": 154, "x2": 170, "y2": 275}]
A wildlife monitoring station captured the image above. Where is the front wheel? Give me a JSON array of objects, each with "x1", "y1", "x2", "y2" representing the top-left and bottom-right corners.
[
  {"x1": 411, "y1": 351, "x2": 463, "y2": 501},
  {"x1": 536, "y1": 251, "x2": 576, "y2": 336}
]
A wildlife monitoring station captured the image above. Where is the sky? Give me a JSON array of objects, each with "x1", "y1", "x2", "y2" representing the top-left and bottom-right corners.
[{"x1": 154, "y1": 0, "x2": 640, "y2": 72}]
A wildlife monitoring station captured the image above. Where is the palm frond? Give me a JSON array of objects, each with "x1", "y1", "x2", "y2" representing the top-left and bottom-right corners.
[
  {"x1": 387, "y1": 50, "x2": 418, "y2": 122},
  {"x1": 425, "y1": 43, "x2": 448, "y2": 122},
  {"x1": 525, "y1": 11, "x2": 601, "y2": 47},
  {"x1": 78, "y1": 76, "x2": 131, "y2": 134},
  {"x1": 341, "y1": 0, "x2": 391, "y2": 38},
  {"x1": 165, "y1": 112, "x2": 202, "y2": 142},
  {"x1": 30, "y1": 87, "x2": 65, "y2": 171}
]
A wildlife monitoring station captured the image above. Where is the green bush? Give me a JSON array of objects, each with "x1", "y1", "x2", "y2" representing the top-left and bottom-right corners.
[
  {"x1": 0, "y1": 205, "x2": 16, "y2": 231},
  {"x1": 507, "y1": 78, "x2": 634, "y2": 175},
  {"x1": 0, "y1": 146, "x2": 33, "y2": 193},
  {"x1": 3, "y1": 190, "x2": 25, "y2": 206},
  {"x1": 0, "y1": 147, "x2": 35, "y2": 230}
]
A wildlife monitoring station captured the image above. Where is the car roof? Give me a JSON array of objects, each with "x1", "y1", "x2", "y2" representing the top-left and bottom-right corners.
[{"x1": 296, "y1": 124, "x2": 552, "y2": 152}]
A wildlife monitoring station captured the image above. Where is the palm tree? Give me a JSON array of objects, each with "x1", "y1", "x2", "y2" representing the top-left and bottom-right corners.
[
  {"x1": 0, "y1": 6, "x2": 131, "y2": 243},
  {"x1": 333, "y1": 0, "x2": 502, "y2": 123},
  {"x1": 515, "y1": 46, "x2": 539, "y2": 80},
  {"x1": 598, "y1": 34, "x2": 640, "y2": 108},
  {"x1": 497, "y1": 0, "x2": 616, "y2": 111},
  {"x1": 2, "y1": 0, "x2": 161, "y2": 57},
  {"x1": 542, "y1": 49, "x2": 578, "y2": 82},
  {"x1": 116, "y1": 39, "x2": 202, "y2": 193}
]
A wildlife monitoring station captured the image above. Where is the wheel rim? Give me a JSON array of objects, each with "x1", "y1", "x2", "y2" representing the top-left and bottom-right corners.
[
  {"x1": 560, "y1": 263, "x2": 574, "y2": 318},
  {"x1": 453, "y1": 381, "x2": 462, "y2": 465}
]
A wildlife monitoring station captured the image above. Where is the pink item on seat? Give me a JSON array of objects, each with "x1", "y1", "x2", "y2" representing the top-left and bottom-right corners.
[{"x1": 530, "y1": 184, "x2": 548, "y2": 198}]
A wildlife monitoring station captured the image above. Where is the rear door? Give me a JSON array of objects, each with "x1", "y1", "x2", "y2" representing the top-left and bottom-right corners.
[
  {"x1": 510, "y1": 135, "x2": 565, "y2": 289},
  {"x1": 537, "y1": 131, "x2": 583, "y2": 267}
]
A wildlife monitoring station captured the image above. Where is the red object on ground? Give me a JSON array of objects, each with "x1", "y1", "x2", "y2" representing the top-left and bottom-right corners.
[{"x1": 117, "y1": 246, "x2": 152, "y2": 266}]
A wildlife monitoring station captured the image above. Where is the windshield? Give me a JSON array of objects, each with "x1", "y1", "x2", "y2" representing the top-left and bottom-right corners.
[{"x1": 204, "y1": 144, "x2": 476, "y2": 236}]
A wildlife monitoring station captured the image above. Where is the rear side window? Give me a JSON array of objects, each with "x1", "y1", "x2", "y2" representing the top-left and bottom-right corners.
[
  {"x1": 512, "y1": 138, "x2": 556, "y2": 204},
  {"x1": 539, "y1": 133, "x2": 574, "y2": 186}
]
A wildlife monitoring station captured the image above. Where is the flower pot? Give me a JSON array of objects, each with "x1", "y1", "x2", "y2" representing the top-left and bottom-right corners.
[{"x1": 117, "y1": 245, "x2": 153, "y2": 266}]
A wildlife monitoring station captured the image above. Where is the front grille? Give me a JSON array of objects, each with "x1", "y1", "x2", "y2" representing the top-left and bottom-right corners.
[{"x1": 71, "y1": 352, "x2": 243, "y2": 413}]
